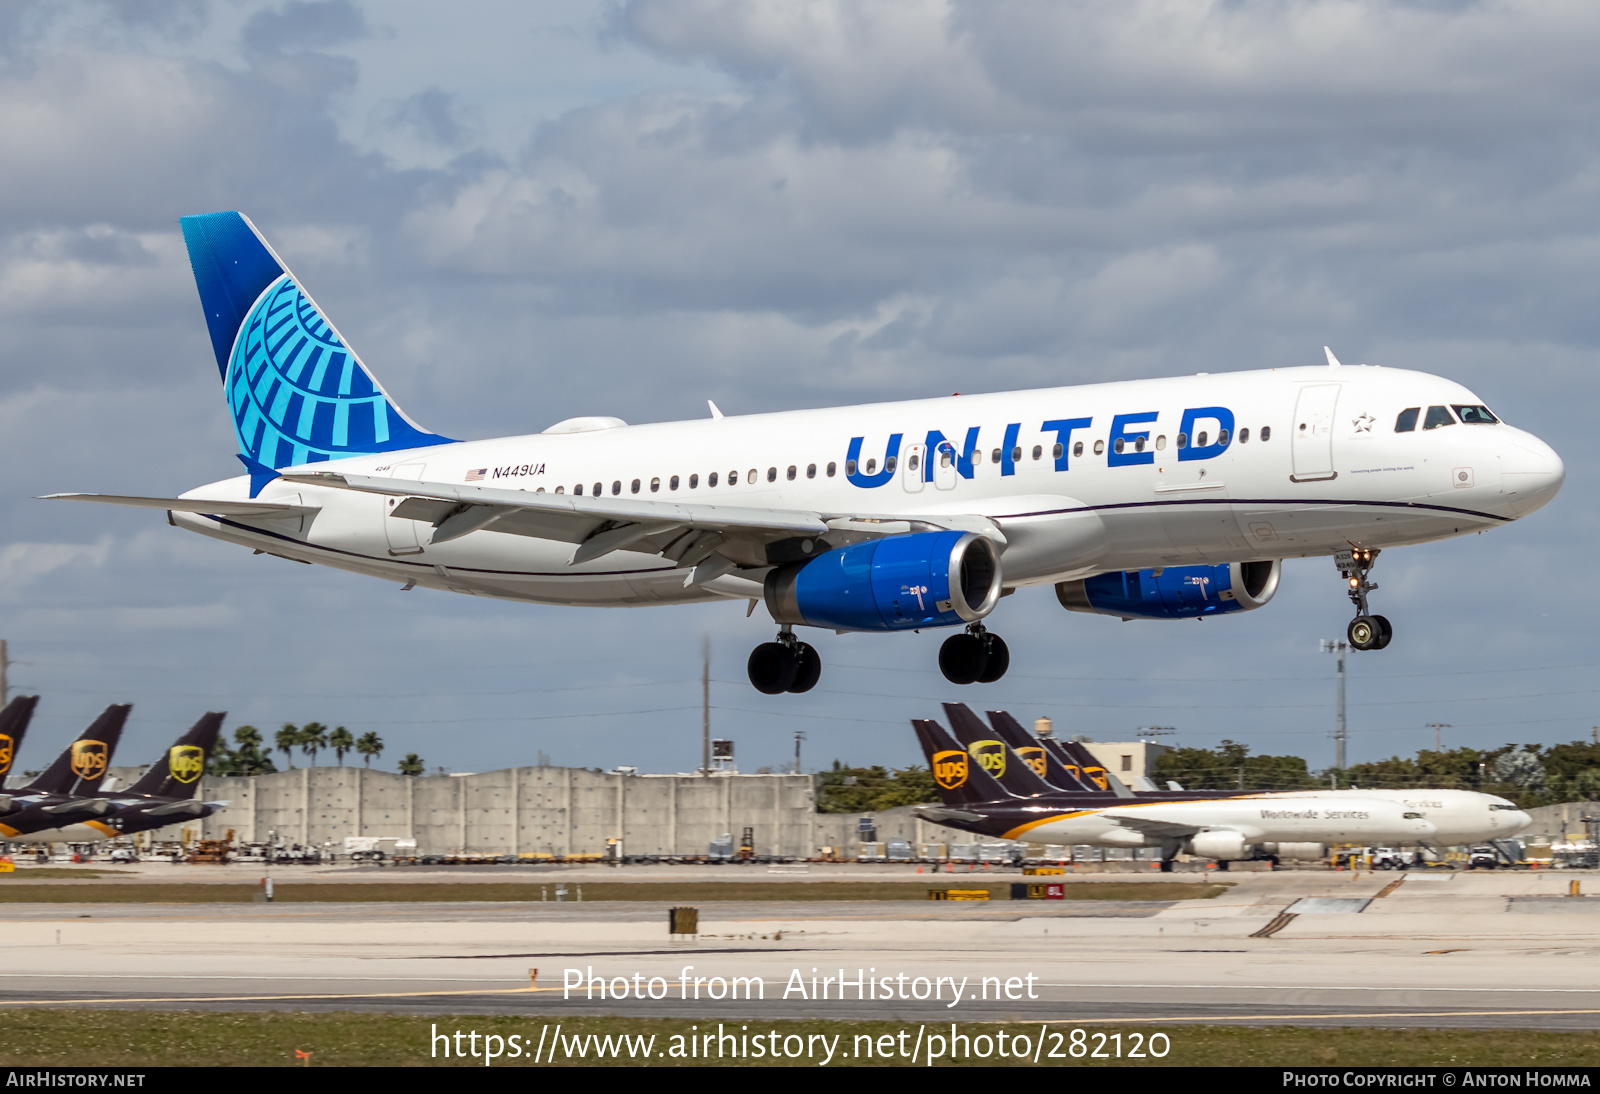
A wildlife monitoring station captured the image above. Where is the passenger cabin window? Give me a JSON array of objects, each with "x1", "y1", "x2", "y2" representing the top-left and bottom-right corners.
[
  {"x1": 844, "y1": 460, "x2": 857, "y2": 476},
  {"x1": 612, "y1": 481, "x2": 622, "y2": 495},
  {"x1": 708, "y1": 472, "x2": 718, "y2": 487},
  {"x1": 689, "y1": 474, "x2": 698, "y2": 488},
  {"x1": 767, "y1": 467, "x2": 777, "y2": 482},
  {"x1": 1071, "y1": 441, "x2": 1082, "y2": 457},
  {"x1": 786, "y1": 465, "x2": 796, "y2": 480},
  {"x1": 886, "y1": 456, "x2": 897, "y2": 473},
  {"x1": 593, "y1": 482, "x2": 602, "y2": 496},
  {"x1": 1031, "y1": 445, "x2": 1042, "y2": 461},
  {"x1": 1238, "y1": 428, "x2": 1249, "y2": 443},
  {"x1": 1053, "y1": 443, "x2": 1064, "y2": 459},
  {"x1": 650, "y1": 477, "x2": 661, "y2": 493},
  {"x1": 908, "y1": 453, "x2": 920, "y2": 471},
  {"x1": 1113, "y1": 438, "x2": 1125, "y2": 454},
  {"x1": 1093, "y1": 439, "x2": 1105, "y2": 455},
  {"x1": 806, "y1": 464, "x2": 816, "y2": 478},
  {"x1": 1260, "y1": 426, "x2": 1271, "y2": 441},
  {"x1": 991, "y1": 448, "x2": 1002, "y2": 463},
  {"x1": 1176, "y1": 433, "x2": 1188, "y2": 449},
  {"x1": 575, "y1": 483, "x2": 584, "y2": 495},
  {"x1": 827, "y1": 462, "x2": 837, "y2": 477},
  {"x1": 1423, "y1": 405, "x2": 1456, "y2": 430},
  {"x1": 1395, "y1": 407, "x2": 1420, "y2": 432},
  {"x1": 1453, "y1": 404, "x2": 1499, "y2": 424},
  {"x1": 1011, "y1": 446, "x2": 1021, "y2": 462},
  {"x1": 730, "y1": 470, "x2": 740, "y2": 484},
  {"x1": 631, "y1": 479, "x2": 641, "y2": 494},
  {"x1": 748, "y1": 468, "x2": 757, "y2": 483}
]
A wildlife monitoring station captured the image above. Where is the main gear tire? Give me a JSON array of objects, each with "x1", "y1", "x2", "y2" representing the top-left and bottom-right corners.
[
  {"x1": 938, "y1": 633, "x2": 988, "y2": 685},
  {"x1": 748, "y1": 642, "x2": 799, "y2": 694}
]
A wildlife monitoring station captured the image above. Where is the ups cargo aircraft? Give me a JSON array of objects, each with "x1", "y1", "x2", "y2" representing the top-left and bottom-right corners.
[
  {"x1": 49, "y1": 213, "x2": 1564, "y2": 692},
  {"x1": 912, "y1": 705, "x2": 1531, "y2": 864},
  {"x1": 0, "y1": 710, "x2": 226, "y2": 843}
]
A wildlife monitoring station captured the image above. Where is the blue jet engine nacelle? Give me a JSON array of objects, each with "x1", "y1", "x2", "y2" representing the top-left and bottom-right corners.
[
  {"x1": 765, "y1": 530, "x2": 1003, "y2": 632},
  {"x1": 1055, "y1": 560, "x2": 1281, "y2": 620}
]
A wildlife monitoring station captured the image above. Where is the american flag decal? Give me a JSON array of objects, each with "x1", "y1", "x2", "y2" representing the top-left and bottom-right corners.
[{"x1": 465, "y1": 468, "x2": 486, "y2": 482}]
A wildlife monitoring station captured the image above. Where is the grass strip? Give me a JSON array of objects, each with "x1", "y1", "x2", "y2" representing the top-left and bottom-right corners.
[
  {"x1": 0, "y1": 1010, "x2": 1592, "y2": 1066},
  {"x1": 0, "y1": 881, "x2": 1227, "y2": 904}
]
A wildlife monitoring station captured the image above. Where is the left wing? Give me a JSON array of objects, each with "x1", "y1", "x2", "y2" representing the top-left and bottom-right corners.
[{"x1": 283, "y1": 471, "x2": 1003, "y2": 583}]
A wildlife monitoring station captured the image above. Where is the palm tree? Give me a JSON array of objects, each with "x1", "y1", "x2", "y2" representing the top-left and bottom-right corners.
[
  {"x1": 276, "y1": 723, "x2": 299, "y2": 769},
  {"x1": 328, "y1": 726, "x2": 354, "y2": 766},
  {"x1": 398, "y1": 753, "x2": 424, "y2": 777},
  {"x1": 356, "y1": 731, "x2": 384, "y2": 768},
  {"x1": 299, "y1": 722, "x2": 329, "y2": 767},
  {"x1": 234, "y1": 725, "x2": 269, "y2": 776}
]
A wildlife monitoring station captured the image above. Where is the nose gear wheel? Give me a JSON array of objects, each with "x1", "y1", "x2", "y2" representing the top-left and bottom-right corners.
[{"x1": 1337, "y1": 548, "x2": 1393, "y2": 651}]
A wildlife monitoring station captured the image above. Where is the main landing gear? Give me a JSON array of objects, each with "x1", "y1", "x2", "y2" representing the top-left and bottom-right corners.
[
  {"x1": 1338, "y1": 547, "x2": 1392, "y2": 651},
  {"x1": 938, "y1": 623, "x2": 1010, "y2": 686},
  {"x1": 747, "y1": 627, "x2": 822, "y2": 695}
]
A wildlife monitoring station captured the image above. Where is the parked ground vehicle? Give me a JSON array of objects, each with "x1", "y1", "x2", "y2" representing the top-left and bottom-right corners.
[{"x1": 1466, "y1": 846, "x2": 1499, "y2": 869}]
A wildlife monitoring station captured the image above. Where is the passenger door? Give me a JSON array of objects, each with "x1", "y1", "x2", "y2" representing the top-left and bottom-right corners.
[{"x1": 1290, "y1": 384, "x2": 1340, "y2": 482}]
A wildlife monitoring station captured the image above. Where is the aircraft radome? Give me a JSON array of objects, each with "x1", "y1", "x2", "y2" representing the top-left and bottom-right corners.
[{"x1": 49, "y1": 213, "x2": 1565, "y2": 692}]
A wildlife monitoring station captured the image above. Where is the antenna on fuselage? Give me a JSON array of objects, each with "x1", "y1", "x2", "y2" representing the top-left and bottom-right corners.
[
  {"x1": 1324, "y1": 346, "x2": 1343, "y2": 368},
  {"x1": 708, "y1": 400, "x2": 725, "y2": 420}
]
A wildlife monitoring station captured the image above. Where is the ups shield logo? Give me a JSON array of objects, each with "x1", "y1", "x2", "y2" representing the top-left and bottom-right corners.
[
  {"x1": 968, "y1": 740, "x2": 1006, "y2": 778},
  {"x1": 169, "y1": 745, "x2": 205, "y2": 784},
  {"x1": 71, "y1": 740, "x2": 108, "y2": 781},
  {"x1": 933, "y1": 750, "x2": 968, "y2": 790},
  {"x1": 1084, "y1": 766, "x2": 1109, "y2": 791},
  {"x1": 1064, "y1": 764, "x2": 1081, "y2": 784},
  {"x1": 0, "y1": 734, "x2": 12, "y2": 776},
  {"x1": 1017, "y1": 746, "x2": 1047, "y2": 779}
]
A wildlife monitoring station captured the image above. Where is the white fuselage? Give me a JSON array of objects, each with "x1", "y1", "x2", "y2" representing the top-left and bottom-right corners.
[
  {"x1": 997, "y1": 787, "x2": 1529, "y2": 848},
  {"x1": 170, "y1": 364, "x2": 1563, "y2": 610}
]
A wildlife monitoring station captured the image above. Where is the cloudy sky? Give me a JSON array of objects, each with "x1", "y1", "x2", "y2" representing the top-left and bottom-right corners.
[{"x1": 0, "y1": 0, "x2": 1595, "y2": 778}]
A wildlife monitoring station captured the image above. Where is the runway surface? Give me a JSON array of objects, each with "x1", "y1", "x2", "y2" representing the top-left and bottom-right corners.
[{"x1": 0, "y1": 867, "x2": 1596, "y2": 1029}]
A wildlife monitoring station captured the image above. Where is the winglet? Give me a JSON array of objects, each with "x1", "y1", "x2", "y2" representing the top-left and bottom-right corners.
[
  {"x1": 1324, "y1": 346, "x2": 1343, "y2": 368},
  {"x1": 237, "y1": 454, "x2": 281, "y2": 499}
]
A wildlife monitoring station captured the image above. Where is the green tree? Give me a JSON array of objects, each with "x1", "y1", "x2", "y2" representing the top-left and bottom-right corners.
[
  {"x1": 356, "y1": 731, "x2": 384, "y2": 767},
  {"x1": 398, "y1": 753, "x2": 424, "y2": 777},
  {"x1": 275, "y1": 723, "x2": 299, "y2": 769},
  {"x1": 299, "y1": 722, "x2": 329, "y2": 767},
  {"x1": 1151, "y1": 741, "x2": 1316, "y2": 791},
  {"x1": 816, "y1": 765, "x2": 941, "y2": 813},
  {"x1": 328, "y1": 726, "x2": 354, "y2": 766}
]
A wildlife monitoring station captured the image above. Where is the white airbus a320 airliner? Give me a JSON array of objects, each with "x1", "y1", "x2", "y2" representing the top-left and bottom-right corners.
[{"x1": 51, "y1": 213, "x2": 1564, "y2": 693}]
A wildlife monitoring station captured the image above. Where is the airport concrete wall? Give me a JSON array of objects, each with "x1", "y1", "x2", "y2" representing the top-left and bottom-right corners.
[
  {"x1": 196, "y1": 767, "x2": 822, "y2": 857},
  {"x1": 1523, "y1": 801, "x2": 1600, "y2": 842}
]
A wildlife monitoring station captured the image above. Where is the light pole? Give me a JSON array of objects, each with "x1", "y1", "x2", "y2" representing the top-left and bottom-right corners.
[
  {"x1": 1320, "y1": 639, "x2": 1349, "y2": 772},
  {"x1": 1427, "y1": 723, "x2": 1452, "y2": 753}
]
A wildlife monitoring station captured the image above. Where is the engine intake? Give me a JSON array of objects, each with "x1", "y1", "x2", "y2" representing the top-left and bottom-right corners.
[
  {"x1": 765, "y1": 531, "x2": 1002, "y2": 632},
  {"x1": 1056, "y1": 560, "x2": 1280, "y2": 620}
]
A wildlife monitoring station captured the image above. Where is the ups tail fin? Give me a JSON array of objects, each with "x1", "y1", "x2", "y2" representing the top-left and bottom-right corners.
[
  {"x1": 127, "y1": 712, "x2": 224, "y2": 798},
  {"x1": 1053, "y1": 738, "x2": 1134, "y2": 798},
  {"x1": 0, "y1": 696, "x2": 39, "y2": 783},
  {"x1": 180, "y1": 212, "x2": 453, "y2": 490},
  {"x1": 941, "y1": 703, "x2": 1056, "y2": 797},
  {"x1": 912, "y1": 718, "x2": 1012, "y2": 805},
  {"x1": 26, "y1": 704, "x2": 129, "y2": 795},
  {"x1": 984, "y1": 709, "x2": 1100, "y2": 794}
]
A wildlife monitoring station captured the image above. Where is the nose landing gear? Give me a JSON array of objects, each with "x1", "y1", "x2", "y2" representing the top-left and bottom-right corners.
[
  {"x1": 1338, "y1": 547, "x2": 1392, "y2": 651},
  {"x1": 747, "y1": 626, "x2": 822, "y2": 694},
  {"x1": 937, "y1": 623, "x2": 1010, "y2": 685}
]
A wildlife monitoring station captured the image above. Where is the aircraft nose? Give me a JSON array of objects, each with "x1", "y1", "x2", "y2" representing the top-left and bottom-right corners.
[
  {"x1": 1508, "y1": 809, "x2": 1533, "y2": 833},
  {"x1": 1501, "y1": 434, "x2": 1564, "y2": 517}
]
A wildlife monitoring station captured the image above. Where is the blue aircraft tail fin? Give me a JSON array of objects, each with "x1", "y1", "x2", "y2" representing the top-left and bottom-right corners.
[{"x1": 180, "y1": 212, "x2": 453, "y2": 487}]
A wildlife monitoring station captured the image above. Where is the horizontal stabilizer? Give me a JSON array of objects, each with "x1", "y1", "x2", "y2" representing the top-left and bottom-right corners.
[
  {"x1": 146, "y1": 799, "x2": 209, "y2": 817},
  {"x1": 42, "y1": 493, "x2": 318, "y2": 518},
  {"x1": 44, "y1": 798, "x2": 111, "y2": 816}
]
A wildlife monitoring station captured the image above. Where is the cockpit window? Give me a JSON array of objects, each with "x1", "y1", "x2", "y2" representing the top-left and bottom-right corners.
[
  {"x1": 1452, "y1": 404, "x2": 1499, "y2": 424},
  {"x1": 1489, "y1": 803, "x2": 1519, "y2": 811},
  {"x1": 1395, "y1": 407, "x2": 1420, "y2": 432},
  {"x1": 1422, "y1": 405, "x2": 1456, "y2": 430}
]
